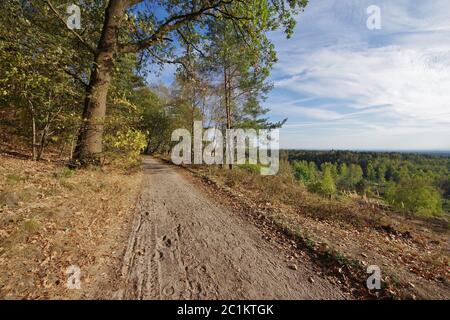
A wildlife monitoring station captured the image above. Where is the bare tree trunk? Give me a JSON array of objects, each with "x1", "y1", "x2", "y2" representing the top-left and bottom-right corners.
[
  {"x1": 191, "y1": 87, "x2": 196, "y2": 163},
  {"x1": 224, "y1": 64, "x2": 232, "y2": 170},
  {"x1": 185, "y1": 44, "x2": 196, "y2": 164},
  {"x1": 69, "y1": 133, "x2": 77, "y2": 160},
  {"x1": 31, "y1": 116, "x2": 36, "y2": 161},
  {"x1": 145, "y1": 138, "x2": 153, "y2": 155},
  {"x1": 36, "y1": 124, "x2": 49, "y2": 161},
  {"x1": 72, "y1": 0, "x2": 127, "y2": 166},
  {"x1": 28, "y1": 100, "x2": 37, "y2": 161}
]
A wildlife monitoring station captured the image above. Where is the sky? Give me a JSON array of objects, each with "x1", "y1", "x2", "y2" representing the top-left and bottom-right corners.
[{"x1": 155, "y1": 0, "x2": 450, "y2": 151}]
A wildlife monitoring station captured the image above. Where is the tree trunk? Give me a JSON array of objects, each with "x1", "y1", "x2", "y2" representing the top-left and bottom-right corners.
[
  {"x1": 36, "y1": 124, "x2": 48, "y2": 161},
  {"x1": 72, "y1": 0, "x2": 127, "y2": 166},
  {"x1": 31, "y1": 115, "x2": 37, "y2": 161},
  {"x1": 28, "y1": 100, "x2": 37, "y2": 161},
  {"x1": 145, "y1": 139, "x2": 152, "y2": 154},
  {"x1": 191, "y1": 87, "x2": 196, "y2": 163},
  {"x1": 37, "y1": 106, "x2": 51, "y2": 161},
  {"x1": 224, "y1": 64, "x2": 233, "y2": 170},
  {"x1": 69, "y1": 132, "x2": 77, "y2": 160}
]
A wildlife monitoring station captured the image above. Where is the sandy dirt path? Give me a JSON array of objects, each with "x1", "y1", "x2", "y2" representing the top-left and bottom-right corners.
[{"x1": 115, "y1": 157, "x2": 345, "y2": 300}]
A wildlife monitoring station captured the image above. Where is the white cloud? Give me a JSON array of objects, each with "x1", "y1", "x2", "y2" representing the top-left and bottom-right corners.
[
  {"x1": 275, "y1": 104, "x2": 342, "y2": 121},
  {"x1": 275, "y1": 45, "x2": 450, "y2": 124},
  {"x1": 266, "y1": 0, "x2": 450, "y2": 149}
]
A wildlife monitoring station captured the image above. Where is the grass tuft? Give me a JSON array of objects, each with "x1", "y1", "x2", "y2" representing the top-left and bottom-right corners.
[{"x1": 22, "y1": 219, "x2": 41, "y2": 234}]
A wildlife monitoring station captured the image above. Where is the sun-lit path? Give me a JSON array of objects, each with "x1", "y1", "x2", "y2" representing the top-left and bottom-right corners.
[{"x1": 115, "y1": 157, "x2": 345, "y2": 300}]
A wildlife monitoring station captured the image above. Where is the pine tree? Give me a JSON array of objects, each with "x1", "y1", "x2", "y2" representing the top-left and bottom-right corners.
[
  {"x1": 367, "y1": 161, "x2": 376, "y2": 181},
  {"x1": 320, "y1": 166, "x2": 336, "y2": 196}
]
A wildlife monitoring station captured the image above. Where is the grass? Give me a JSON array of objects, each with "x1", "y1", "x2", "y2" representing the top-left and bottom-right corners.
[
  {"x1": 22, "y1": 219, "x2": 42, "y2": 234},
  {"x1": 58, "y1": 167, "x2": 75, "y2": 179},
  {"x1": 6, "y1": 173, "x2": 24, "y2": 184}
]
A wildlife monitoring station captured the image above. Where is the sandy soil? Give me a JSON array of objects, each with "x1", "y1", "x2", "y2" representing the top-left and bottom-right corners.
[{"x1": 112, "y1": 157, "x2": 346, "y2": 300}]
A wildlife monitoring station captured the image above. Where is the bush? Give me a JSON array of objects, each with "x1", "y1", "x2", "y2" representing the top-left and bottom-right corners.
[
  {"x1": 321, "y1": 167, "x2": 337, "y2": 196},
  {"x1": 307, "y1": 167, "x2": 336, "y2": 197},
  {"x1": 238, "y1": 163, "x2": 261, "y2": 174},
  {"x1": 355, "y1": 179, "x2": 372, "y2": 196},
  {"x1": 384, "y1": 178, "x2": 443, "y2": 217},
  {"x1": 291, "y1": 161, "x2": 307, "y2": 184},
  {"x1": 58, "y1": 167, "x2": 74, "y2": 179},
  {"x1": 104, "y1": 129, "x2": 147, "y2": 169}
]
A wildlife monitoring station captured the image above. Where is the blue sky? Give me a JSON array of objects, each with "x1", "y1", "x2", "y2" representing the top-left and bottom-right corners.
[{"x1": 155, "y1": 0, "x2": 450, "y2": 150}]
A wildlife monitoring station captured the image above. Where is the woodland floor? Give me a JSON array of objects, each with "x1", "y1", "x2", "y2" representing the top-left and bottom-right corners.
[{"x1": 0, "y1": 153, "x2": 141, "y2": 299}]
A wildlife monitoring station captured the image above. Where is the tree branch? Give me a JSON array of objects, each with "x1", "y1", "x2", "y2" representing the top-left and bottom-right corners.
[
  {"x1": 60, "y1": 65, "x2": 89, "y2": 88},
  {"x1": 147, "y1": 48, "x2": 189, "y2": 71},
  {"x1": 177, "y1": 29, "x2": 206, "y2": 58},
  {"x1": 43, "y1": 0, "x2": 97, "y2": 54},
  {"x1": 119, "y1": 0, "x2": 233, "y2": 53}
]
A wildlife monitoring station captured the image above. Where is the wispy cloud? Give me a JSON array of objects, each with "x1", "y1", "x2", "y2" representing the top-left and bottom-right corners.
[{"x1": 266, "y1": 0, "x2": 450, "y2": 150}]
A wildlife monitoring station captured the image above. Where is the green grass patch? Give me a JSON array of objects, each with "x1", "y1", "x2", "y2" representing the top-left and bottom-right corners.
[
  {"x1": 5, "y1": 173, "x2": 24, "y2": 184},
  {"x1": 22, "y1": 219, "x2": 41, "y2": 234}
]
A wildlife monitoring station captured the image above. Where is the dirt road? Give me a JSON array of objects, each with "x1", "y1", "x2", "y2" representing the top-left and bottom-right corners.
[{"x1": 115, "y1": 157, "x2": 345, "y2": 299}]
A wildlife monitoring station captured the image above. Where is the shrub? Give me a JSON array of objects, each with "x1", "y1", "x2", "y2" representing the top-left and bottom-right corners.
[
  {"x1": 307, "y1": 168, "x2": 336, "y2": 197},
  {"x1": 22, "y1": 219, "x2": 41, "y2": 234},
  {"x1": 238, "y1": 163, "x2": 260, "y2": 174},
  {"x1": 384, "y1": 178, "x2": 443, "y2": 217},
  {"x1": 59, "y1": 167, "x2": 74, "y2": 179},
  {"x1": 321, "y1": 167, "x2": 337, "y2": 196},
  {"x1": 292, "y1": 160, "x2": 310, "y2": 184},
  {"x1": 104, "y1": 129, "x2": 147, "y2": 169}
]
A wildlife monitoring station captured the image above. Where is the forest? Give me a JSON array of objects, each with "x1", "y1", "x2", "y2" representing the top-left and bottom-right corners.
[
  {"x1": 0, "y1": 0, "x2": 296, "y2": 169},
  {"x1": 288, "y1": 150, "x2": 450, "y2": 217}
]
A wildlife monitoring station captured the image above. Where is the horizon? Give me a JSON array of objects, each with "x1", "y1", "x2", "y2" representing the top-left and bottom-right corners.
[{"x1": 283, "y1": 148, "x2": 450, "y2": 152}]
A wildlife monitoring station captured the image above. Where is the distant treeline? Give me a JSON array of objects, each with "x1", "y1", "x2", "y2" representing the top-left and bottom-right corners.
[{"x1": 286, "y1": 150, "x2": 450, "y2": 217}]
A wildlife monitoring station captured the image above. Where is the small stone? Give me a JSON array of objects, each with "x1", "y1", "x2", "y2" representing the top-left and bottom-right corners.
[
  {"x1": 308, "y1": 276, "x2": 315, "y2": 283},
  {"x1": 288, "y1": 264, "x2": 298, "y2": 270}
]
